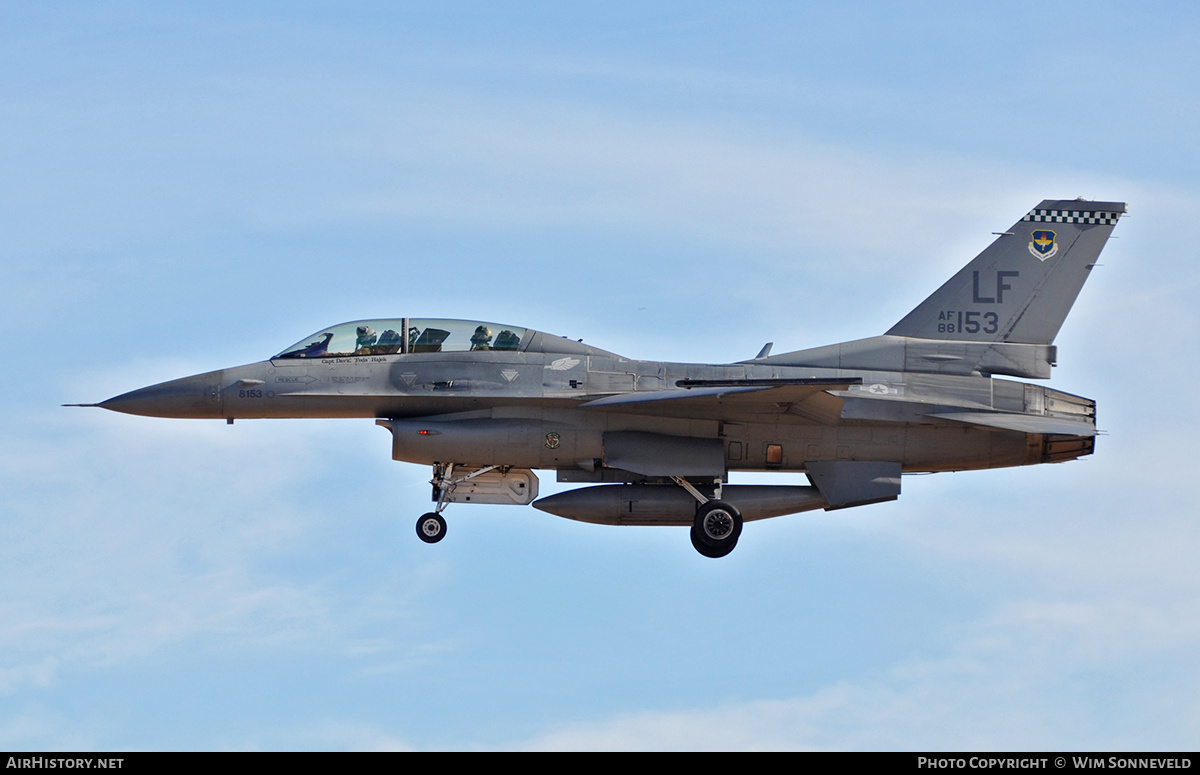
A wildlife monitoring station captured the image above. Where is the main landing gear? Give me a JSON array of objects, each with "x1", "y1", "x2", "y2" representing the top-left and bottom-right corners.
[
  {"x1": 673, "y1": 477, "x2": 743, "y2": 558},
  {"x1": 690, "y1": 500, "x2": 743, "y2": 558}
]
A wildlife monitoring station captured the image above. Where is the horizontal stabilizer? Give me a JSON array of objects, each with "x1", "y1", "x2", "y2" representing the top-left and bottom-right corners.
[{"x1": 928, "y1": 411, "x2": 1096, "y2": 436}]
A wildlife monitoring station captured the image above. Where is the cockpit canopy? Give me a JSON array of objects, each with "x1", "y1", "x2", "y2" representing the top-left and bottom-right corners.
[{"x1": 274, "y1": 319, "x2": 529, "y2": 359}]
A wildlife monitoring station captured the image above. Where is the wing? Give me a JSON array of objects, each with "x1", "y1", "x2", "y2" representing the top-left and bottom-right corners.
[{"x1": 579, "y1": 378, "x2": 862, "y2": 423}]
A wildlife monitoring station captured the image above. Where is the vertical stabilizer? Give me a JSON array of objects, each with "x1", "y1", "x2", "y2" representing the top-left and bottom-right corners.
[{"x1": 887, "y1": 200, "x2": 1125, "y2": 344}]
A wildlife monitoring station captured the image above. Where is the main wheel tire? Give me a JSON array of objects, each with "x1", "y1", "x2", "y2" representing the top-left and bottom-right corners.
[
  {"x1": 416, "y1": 512, "x2": 447, "y2": 543},
  {"x1": 693, "y1": 500, "x2": 742, "y2": 549},
  {"x1": 691, "y1": 525, "x2": 736, "y2": 558}
]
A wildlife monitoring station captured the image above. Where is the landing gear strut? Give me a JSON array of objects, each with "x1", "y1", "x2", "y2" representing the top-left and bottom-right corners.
[{"x1": 672, "y1": 476, "x2": 743, "y2": 558}]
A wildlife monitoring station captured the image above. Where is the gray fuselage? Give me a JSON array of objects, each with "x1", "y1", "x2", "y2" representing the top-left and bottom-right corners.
[{"x1": 101, "y1": 330, "x2": 1091, "y2": 478}]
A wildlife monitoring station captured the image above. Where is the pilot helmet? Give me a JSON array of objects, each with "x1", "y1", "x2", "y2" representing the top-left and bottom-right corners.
[
  {"x1": 356, "y1": 325, "x2": 378, "y2": 347},
  {"x1": 471, "y1": 325, "x2": 493, "y2": 344}
]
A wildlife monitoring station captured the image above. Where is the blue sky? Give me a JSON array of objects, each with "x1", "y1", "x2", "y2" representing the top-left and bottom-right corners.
[{"x1": 2, "y1": 1, "x2": 1198, "y2": 750}]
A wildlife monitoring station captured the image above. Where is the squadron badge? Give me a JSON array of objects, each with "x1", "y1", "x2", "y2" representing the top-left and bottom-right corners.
[
  {"x1": 1028, "y1": 230, "x2": 1057, "y2": 261},
  {"x1": 544, "y1": 432, "x2": 561, "y2": 449}
]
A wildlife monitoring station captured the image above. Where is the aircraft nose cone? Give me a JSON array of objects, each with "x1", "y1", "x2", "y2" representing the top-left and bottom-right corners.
[{"x1": 99, "y1": 371, "x2": 225, "y2": 418}]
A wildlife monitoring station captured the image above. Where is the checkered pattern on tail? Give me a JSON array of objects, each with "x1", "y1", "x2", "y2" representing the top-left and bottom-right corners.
[{"x1": 1023, "y1": 209, "x2": 1120, "y2": 225}]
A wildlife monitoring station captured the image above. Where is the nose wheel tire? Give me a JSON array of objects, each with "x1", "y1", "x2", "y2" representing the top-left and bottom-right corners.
[
  {"x1": 692, "y1": 500, "x2": 742, "y2": 557},
  {"x1": 417, "y1": 512, "x2": 447, "y2": 543}
]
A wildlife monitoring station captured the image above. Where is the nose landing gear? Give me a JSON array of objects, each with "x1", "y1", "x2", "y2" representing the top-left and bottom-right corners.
[
  {"x1": 414, "y1": 462, "x2": 515, "y2": 545},
  {"x1": 413, "y1": 462, "x2": 479, "y2": 545}
]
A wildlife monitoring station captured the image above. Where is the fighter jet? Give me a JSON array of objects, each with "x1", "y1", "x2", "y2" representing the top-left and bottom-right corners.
[{"x1": 75, "y1": 199, "x2": 1124, "y2": 557}]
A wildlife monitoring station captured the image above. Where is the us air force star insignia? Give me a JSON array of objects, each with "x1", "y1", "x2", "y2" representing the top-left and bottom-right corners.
[
  {"x1": 501, "y1": 369, "x2": 519, "y2": 382},
  {"x1": 547, "y1": 357, "x2": 581, "y2": 371},
  {"x1": 544, "y1": 432, "x2": 561, "y2": 449},
  {"x1": 1028, "y1": 230, "x2": 1058, "y2": 261}
]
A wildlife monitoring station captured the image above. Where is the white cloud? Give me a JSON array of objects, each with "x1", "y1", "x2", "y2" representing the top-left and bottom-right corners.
[
  {"x1": 0, "y1": 411, "x2": 437, "y2": 698},
  {"x1": 511, "y1": 593, "x2": 1200, "y2": 751}
]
